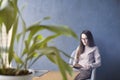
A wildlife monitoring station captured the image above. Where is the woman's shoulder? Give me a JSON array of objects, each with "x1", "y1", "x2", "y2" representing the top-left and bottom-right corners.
[
  {"x1": 92, "y1": 46, "x2": 99, "y2": 51},
  {"x1": 93, "y1": 46, "x2": 98, "y2": 48},
  {"x1": 89, "y1": 46, "x2": 99, "y2": 51}
]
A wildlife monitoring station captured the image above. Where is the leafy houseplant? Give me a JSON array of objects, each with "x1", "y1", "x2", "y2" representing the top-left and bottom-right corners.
[{"x1": 0, "y1": 0, "x2": 78, "y2": 80}]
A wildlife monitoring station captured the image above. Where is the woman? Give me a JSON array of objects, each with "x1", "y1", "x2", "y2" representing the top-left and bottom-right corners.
[{"x1": 69, "y1": 30, "x2": 101, "y2": 80}]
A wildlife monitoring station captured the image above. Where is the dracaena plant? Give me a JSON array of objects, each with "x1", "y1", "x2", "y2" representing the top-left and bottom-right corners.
[{"x1": 0, "y1": 0, "x2": 78, "y2": 80}]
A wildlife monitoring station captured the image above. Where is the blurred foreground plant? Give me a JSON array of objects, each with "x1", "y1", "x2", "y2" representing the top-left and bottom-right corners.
[{"x1": 0, "y1": 0, "x2": 78, "y2": 80}]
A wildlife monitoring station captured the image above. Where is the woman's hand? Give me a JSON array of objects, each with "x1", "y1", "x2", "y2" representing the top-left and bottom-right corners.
[
  {"x1": 73, "y1": 63, "x2": 83, "y2": 69},
  {"x1": 84, "y1": 64, "x2": 91, "y2": 70}
]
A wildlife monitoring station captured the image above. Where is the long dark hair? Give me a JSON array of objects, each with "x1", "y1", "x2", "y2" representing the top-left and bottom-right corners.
[{"x1": 76, "y1": 30, "x2": 95, "y2": 61}]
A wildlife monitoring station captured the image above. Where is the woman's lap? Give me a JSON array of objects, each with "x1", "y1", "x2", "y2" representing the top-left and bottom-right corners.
[{"x1": 74, "y1": 69, "x2": 92, "y2": 80}]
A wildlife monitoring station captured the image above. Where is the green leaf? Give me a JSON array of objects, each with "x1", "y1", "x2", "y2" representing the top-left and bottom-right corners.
[
  {"x1": 43, "y1": 16, "x2": 51, "y2": 20},
  {"x1": 28, "y1": 53, "x2": 44, "y2": 68},
  {"x1": 59, "y1": 49, "x2": 72, "y2": 59},
  {"x1": 35, "y1": 34, "x2": 60, "y2": 48},
  {"x1": 8, "y1": 16, "x2": 18, "y2": 64},
  {"x1": 16, "y1": 33, "x2": 22, "y2": 42},
  {"x1": 25, "y1": 24, "x2": 78, "y2": 48},
  {"x1": 0, "y1": 0, "x2": 17, "y2": 33},
  {"x1": 22, "y1": 34, "x2": 59, "y2": 57},
  {"x1": 38, "y1": 47, "x2": 73, "y2": 80},
  {"x1": 13, "y1": 52, "x2": 23, "y2": 64},
  {"x1": 27, "y1": 25, "x2": 78, "y2": 39}
]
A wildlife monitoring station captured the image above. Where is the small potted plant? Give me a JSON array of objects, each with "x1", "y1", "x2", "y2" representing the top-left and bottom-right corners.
[{"x1": 0, "y1": 0, "x2": 78, "y2": 80}]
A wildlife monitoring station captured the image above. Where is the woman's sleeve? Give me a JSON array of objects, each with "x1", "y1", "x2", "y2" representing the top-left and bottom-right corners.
[
  {"x1": 69, "y1": 50, "x2": 76, "y2": 65},
  {"x1": 69, "y1": 46, "x2": 79, "y2": 65},
  {"x1": 90, "y1": 47, "x2": 101, "y2": 69}
]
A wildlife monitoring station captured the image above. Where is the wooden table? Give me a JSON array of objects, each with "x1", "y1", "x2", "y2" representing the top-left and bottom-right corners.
[{"x1": 33, "y1": 71, "x2": 79, "y2": 80}]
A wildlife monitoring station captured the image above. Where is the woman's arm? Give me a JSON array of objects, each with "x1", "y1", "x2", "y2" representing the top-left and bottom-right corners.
[
  {"x1": 90, "y1": 47, "x2": 101, "y2": 69},
  {"x1": 69, "y1": 50, "x2": 76, "y2": 65},
  {"x1": 69, "y1": 46, "x2": 80, "y2": 66}
]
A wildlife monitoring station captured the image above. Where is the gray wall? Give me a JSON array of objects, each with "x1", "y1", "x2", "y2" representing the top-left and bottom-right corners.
[{"x1": 18, "y1": 0, "x2": 120, "y2": 80}]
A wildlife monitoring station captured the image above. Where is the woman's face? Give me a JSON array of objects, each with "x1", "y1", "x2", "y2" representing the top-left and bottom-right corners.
[{"x1": 81, "y1": 33, "x2": 88, "y2": 46}]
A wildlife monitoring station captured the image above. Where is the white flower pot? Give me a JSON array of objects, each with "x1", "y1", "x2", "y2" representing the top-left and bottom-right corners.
[
  {"x1": 0, "y1": 69, "x2": 34, "y2": 80},
  {"x1": 0, "y1": 74, "x2": 33, "y2": 80},
  {"x1": 0, "y1": 69, "x2": 48, "y2": 80}
]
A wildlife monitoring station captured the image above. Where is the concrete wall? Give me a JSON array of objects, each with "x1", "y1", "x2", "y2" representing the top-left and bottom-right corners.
[{"x1": 18, "y1": 0, "x2": 120, "y2": 80}]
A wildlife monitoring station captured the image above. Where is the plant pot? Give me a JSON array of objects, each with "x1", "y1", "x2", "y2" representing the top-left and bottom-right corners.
[{"x1": 0, "y1": 69, "x2": 34, "y2": 80}]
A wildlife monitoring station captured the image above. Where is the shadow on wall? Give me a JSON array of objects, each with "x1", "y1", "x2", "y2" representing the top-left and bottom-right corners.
[
  {"x1": 97, "y1": 61, "x2": 120, "y2": 80},
  {"x1": 96, "y1": 41, "x2": 120, "y2": 80}
]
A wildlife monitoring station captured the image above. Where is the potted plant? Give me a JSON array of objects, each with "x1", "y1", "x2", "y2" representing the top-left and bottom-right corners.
[{"x1": 0, "y1": 0, "x2": 78, "y2": 80}]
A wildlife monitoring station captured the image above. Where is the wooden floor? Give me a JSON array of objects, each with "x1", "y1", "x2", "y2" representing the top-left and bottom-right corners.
[{"x1": 33, "y1": 71, "x2": 79, "y2": 80}]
